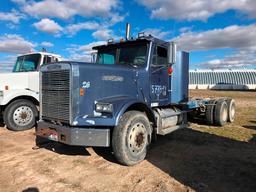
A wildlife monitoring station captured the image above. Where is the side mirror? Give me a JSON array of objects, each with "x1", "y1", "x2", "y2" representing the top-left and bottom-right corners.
[
  {"x1": 91, "y1": 51, "x2": 97, "y2": 63},
  {"x1": 168, "y1": 42, "x2": 177, "y2": 64}
]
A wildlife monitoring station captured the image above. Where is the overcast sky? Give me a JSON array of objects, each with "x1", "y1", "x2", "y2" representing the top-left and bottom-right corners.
[{"x1": 0, "y1": 0, "x2": 256, "y2": 72}]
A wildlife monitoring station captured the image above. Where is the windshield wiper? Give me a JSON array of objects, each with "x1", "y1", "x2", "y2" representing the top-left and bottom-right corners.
[
  {"x1": 119, "y1": 62, "x2": 138, "y2": 68},
  {"x1": 19, "y1": 67, "x2": 28, "y2": 72}
]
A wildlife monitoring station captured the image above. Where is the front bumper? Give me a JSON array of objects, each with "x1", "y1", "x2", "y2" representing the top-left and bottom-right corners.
[
  {"x1": 36, "y1": 121, "x2": 110, "y2": 147},
  {"x1": 0, "y1": 96, "x2": 3, "y2": 106},
  {"x1": 0, "y1": 99, "x2": 3, "y2": 114}
]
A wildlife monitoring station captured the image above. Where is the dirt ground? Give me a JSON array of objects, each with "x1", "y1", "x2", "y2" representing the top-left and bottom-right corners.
[{"x1": 0, "y1": 90, "x2": 256, "y2": 192}]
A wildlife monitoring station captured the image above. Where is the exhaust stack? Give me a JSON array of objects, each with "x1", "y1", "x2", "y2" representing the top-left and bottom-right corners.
[{"x1": 126, "y1": 23, "x2": 131, "y2": 40}]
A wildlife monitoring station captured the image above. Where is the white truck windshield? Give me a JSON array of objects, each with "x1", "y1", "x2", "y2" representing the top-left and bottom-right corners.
[{"x1": 13, "y1": 54, "x2": 41, "y2": 72}]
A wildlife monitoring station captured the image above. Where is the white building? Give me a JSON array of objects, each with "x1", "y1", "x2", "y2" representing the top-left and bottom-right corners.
[{"x1": 189, "y1": 69, "x2": 256, "y2": 90}]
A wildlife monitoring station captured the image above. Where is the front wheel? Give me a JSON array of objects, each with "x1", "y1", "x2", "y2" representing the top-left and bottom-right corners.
[
  {"x1": 3, "y1": 99, "x2": 38, "y2": 131},
  {"x1": 112, "y1": 111, "x2": 152, "y2": 166}
]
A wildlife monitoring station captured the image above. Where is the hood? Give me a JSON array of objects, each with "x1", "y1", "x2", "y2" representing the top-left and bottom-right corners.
[
  {"x1": 75, "y1": 63, "x2": 139, "y2": 118},
  {"x1": 0, "y1": 72, "x2": 38, "y2": 91}
]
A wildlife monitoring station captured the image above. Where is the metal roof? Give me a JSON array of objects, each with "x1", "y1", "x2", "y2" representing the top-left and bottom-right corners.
[
  {"x1": 189, "y1": 69, "x2": 256, "y2": 85},
  {"x1": 18, "y1": 52, "x2": 61, "y2": 58}
]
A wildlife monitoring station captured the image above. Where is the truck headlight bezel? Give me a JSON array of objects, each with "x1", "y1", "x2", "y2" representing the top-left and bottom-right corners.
[{"x1": 95, "y1": 103, "x2": 113, "y2": 113}]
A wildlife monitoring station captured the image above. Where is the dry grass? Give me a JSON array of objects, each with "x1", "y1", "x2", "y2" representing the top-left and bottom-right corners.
[{"x1": 190, "y1": 90, "x2": 256, "y2": 142}]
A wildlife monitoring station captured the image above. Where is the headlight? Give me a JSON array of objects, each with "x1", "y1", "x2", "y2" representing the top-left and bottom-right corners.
[
  {"x1": 0, "y1": 91, "x2": 3, "y2": 97},
  {"x1": 96, "y1": 103, "x2": 113, "y2": 113}
]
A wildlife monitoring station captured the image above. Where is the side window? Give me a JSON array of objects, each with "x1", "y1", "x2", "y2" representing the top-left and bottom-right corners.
[
  {"x1": 98, "y1": 54, "x2": 115, "y2": 64},
  {"x1": 43, "y1": 56, "x2": 47, "y2": 64},
  {"x1": 43, "y1": 56, "x2": 54, "y2": 64},
  {"x1": 97, "y1": 49, "x2": 116, "y2": 65},
  {"x1": 23, "y1": 61, "x2": 36, "y2": 71},
  {"x1": 152, "y1": 46, "x2": 168, "y2": 66},
  {"x1": 47, "y1": 56, "x2": 52, "y2": 63}
]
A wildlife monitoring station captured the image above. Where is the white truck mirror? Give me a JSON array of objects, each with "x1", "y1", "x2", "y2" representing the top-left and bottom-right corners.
[{"x1": 91, "y1": 52, "x2": 97, "y2": 63}]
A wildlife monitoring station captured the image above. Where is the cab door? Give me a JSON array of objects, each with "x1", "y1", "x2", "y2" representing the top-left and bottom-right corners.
[{"x1": 150, "y1": 45, "x2": 169, "y2": 105}]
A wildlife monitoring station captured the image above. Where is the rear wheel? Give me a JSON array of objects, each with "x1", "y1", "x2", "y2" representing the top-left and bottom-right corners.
[
  {"x1": 214, "y1": 99, "x2": 228, "y2": 126},
  {"x1": 226, "y1": 99, "x2": 235, "y2": 123},
  {"x1": 3, "y1": 99, "x2": 38, "y2": 131},
  {"x1": 205, "y1": 99, "x2": 216, "y2": 125},
  {"x1": 112, "y1": 111, "x2": 151, "y2": 166}
]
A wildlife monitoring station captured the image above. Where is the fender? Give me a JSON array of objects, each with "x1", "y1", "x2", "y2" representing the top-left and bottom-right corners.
[
  {"x1": 0, "y1": 89, "x2": 39, "y2": 106},
  {"x1": 74, "y1": 96, "x2": 156, "y2": 127},
  {"x1": 96, "y1": 95, "x2": 156, "y2": 126},
  {"x1": 115, "y1": 98, "x2": 156, "y2": 127}
]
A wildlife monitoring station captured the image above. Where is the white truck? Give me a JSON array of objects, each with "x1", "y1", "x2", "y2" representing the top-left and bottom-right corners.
[{"x1": 0, "y1": 52, "x2": 62, "y2": 131}]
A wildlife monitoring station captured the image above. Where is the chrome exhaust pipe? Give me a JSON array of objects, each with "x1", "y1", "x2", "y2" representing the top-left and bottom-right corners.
[{"x1": 126, "y1": 23, "x2": 131, "y2": 40}]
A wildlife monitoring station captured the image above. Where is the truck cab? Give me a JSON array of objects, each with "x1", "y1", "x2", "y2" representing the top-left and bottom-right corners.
[
  {"x1": 36, "y1": 25, "x2": 235, "y2": 166},
  {"x1": 0, "y1": 52, "x2": 62, "y2": 131}
]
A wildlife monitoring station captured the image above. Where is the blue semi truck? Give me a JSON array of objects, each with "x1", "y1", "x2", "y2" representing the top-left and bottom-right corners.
[{"x1": 36, "y1": 24, "x2": 235, "y2": 165}]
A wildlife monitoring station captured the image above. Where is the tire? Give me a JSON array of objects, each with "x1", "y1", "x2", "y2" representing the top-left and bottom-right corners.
[
  {"x1": 226, "y1": 99, "x2": 235, "y2": 123},
  {"x1": 205, "y1": 99, "x2": 216, "y2": 125},
  {"x1": 3, "y1": 99, "x2": 38, "y2": 131},
  {"x1": 214, "y1": 99, "x2": 228, "y2": 126},
  {"x1": 112, "y1": 111, "x2": 152, "y2": 166}
]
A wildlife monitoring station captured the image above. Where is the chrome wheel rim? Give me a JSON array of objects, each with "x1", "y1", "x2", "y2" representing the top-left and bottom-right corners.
[
  {"x1": 13, "y1": 106, "x2": 33, "y2": 126},
  {"x1": 230, "y1": 104, "x2": 235, "y2": 119},
  {"x1": 222, "y1": 107, "x2": 228, "y2": 122},
  {"x1": 127, "y1": 122, "x2": 147, "y2": 154}
]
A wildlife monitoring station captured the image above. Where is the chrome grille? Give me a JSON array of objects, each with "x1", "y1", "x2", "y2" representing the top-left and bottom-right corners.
[{"x1": 41, "y1": 69, "x2": 70, "y2": 122}]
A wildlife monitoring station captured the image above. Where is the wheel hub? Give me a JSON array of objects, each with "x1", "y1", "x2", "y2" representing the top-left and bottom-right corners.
[
  {"x1": 13, "y1": 106, "x2": 33, "y2": 126},
  {"x1": 222, "y1": 107, "x2": 228, "y2": 122},
  {"x1": 231, "y1": 105, "x2": 235, "y2": 118},
  {"x1": 135, "y1": 132, "x2": 144, "y2": 148},
  {"x1": 128, "y1": 123, "x2": 147, "y2": 154},
  {"x1": 20, "y1": 112, "x2": 28, "y2": 119}
]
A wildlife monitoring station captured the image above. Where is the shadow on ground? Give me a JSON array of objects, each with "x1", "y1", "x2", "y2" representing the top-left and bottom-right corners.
[
  {"x1": 243, "y1": 125, "x2": 256, "y2": 130},
  {"x1": 243, "y1": 121, "x2": 256, "y2": 130},
  {"x1": 39, "y1": 142, "x2": 91, "y2": 156},
  {"x1": 0, "y1": 116, "x2": 5, "y2": 127},
  {"x1": 37, "y1": 139, "x2": 119, "y2": 162},
  {"x1": 22, "y1": 187, "x2": 39, "y2": 192},
  {"x1": 35, "y1": 127, "x2": 256, "y2": 192},
  {"x1": 147, "y1": 128, "x2": 256, "y2": 192},
  {"x1": 93, "y1": 147, "x2": 119, "y2": 164}
]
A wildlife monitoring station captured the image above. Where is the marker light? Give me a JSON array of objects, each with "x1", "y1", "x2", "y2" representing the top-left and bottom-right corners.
[
  {"x1": 5, "y1": 85, "x2": 9, "y2": 90},
  {"x1": 80, "y1": 88, "x2": 84, "y2": 96},
  {"x1": 138, "y1": 32, "x2": 145, "y2": 38},
  {"x1": 107, "y1": 38, "x2": 114, "y2": 44},
  {"x1": 168, "y1": 67, "x2": 173, "y2": 76}
]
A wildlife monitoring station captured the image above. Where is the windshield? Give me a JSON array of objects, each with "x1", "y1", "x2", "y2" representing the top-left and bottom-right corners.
[
  {"x1": 13, "y1": 54, "x2": 41, "y2": 72},
  {"x1": 96, "y1": 42, "x2": 148, "y2": 67}
]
